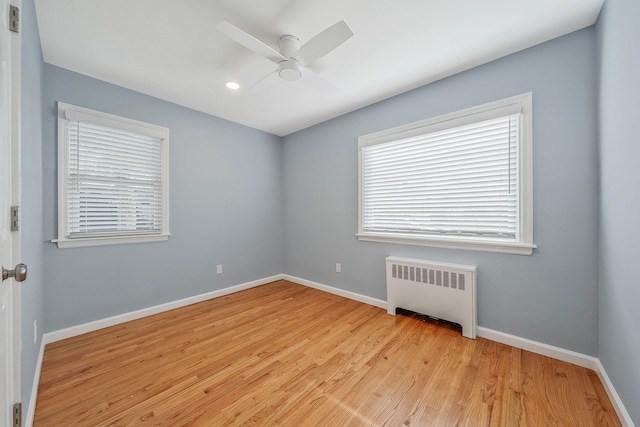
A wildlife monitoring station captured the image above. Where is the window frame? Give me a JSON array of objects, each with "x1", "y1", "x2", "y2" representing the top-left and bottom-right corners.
[
  {"x1": 357, "y1": 93, "x2": 535, "y2": 255},
  {"x1": 55, "y1": 103, "x2": 170, "y2": 248}
]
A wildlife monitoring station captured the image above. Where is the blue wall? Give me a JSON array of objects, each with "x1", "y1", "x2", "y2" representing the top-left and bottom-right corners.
[
  {"x1": 283, "y1": 28, "x2": 600, "y2": 356},
  {"x1": 24, "y1": 5, "x2": 638, "y2": 424},
  {"x1": 42, "y1": 66, "x2": 284, "y2": 332},
  {"x1": 597, "y1": 0, "x2": 640, "y2": 424},
  {"x1": 20, "y1": 0, "x2": 45, "y2": 417}
]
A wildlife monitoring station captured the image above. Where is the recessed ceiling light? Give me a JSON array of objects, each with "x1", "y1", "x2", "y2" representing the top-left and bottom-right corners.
[{"x1": 225, "y1": 81, "x2": 240, "y2": 90}]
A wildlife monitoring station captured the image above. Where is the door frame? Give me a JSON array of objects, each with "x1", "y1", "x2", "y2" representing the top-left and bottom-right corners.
[{"x1": 6, "y1": 0, "x2": 22, "y2": 416}]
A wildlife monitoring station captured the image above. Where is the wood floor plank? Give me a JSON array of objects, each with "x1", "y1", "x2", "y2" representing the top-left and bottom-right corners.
[{"x1": 33, "y1": 280, "x2": 622, "y2": 426}]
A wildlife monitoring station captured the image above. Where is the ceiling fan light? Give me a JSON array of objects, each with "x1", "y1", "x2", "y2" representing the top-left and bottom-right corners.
[
  {"x1": 279, "y1": 59, "x2": 303, "y2": 82},
  {"x1": 279, "y1": 68, "x2": 302, "y2": 81},
  {"x1": 225, "y1": 81, "x2": 240, "y2": 90}
]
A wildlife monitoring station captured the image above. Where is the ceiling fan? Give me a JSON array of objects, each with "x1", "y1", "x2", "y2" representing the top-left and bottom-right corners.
[{"x1": 217, "y1": 20, "x2": 354, "y2": 92}]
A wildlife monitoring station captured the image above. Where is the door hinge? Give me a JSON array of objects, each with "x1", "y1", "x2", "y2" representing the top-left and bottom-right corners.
[
  {"x1": 12, "y1": 402, "x2": 22, "y2": 427},
  {"x1": 10, "y1": 206, "x2": 19, "y2": 231},
  {"x1": 9, "y1": 5, "x2": 19, "y2": 33}
]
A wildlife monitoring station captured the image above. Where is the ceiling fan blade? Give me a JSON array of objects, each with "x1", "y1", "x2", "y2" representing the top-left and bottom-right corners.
[
  {"x1": 249, "y1": 70, "x2": 279, "y2": 92},
  {"x1": 301, "y1": 68, "x2": 337, "y2": 94},
  {"x1": 292, "y1": 20, "x2": 354, "y2": 66},
  {"x1": 217, "y1": 21, "x2": 286, "y2": 64}
]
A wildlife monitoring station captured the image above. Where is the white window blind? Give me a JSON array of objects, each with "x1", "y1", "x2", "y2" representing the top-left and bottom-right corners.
[
  {"x1": 358, "y1": 93, "x2": 535, "y2": 255},
  {"x1": 56, "y1": 103, "x2": 169, "y2": 248},
  {"x1": 66, "y1": 120, "x2": 163, "y2": 237},
  {"x1": 362, "y1": 115, "x2": 519, "y2": 239}
]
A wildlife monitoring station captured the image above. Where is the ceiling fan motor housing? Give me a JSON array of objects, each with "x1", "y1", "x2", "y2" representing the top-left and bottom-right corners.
[{"x1": 278, "y1": 35, "x2": 299, "y2": 57}]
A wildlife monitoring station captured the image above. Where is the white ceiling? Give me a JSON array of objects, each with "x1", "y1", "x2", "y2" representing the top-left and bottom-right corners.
[{"x1": 34, "y1": 0, "x2": 603, "y2": 137}]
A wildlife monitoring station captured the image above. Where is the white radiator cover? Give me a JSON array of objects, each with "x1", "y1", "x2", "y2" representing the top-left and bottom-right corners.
[{"x1": 386, "y1": 256, "x2": 477, "y2": 339}]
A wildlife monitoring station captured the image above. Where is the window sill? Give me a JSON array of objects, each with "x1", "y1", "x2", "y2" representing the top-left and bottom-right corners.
[
  {"x1": 356, "y1": 233, "x2": 535, "y2": 255},
  {"x1": 53, "y1": 233, "x2": 170, "y2": 249}
]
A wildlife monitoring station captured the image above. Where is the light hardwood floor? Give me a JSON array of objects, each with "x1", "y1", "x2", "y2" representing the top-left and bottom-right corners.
[{"x1": 34, "y1": 280, "x2": 621, "y2": 426}]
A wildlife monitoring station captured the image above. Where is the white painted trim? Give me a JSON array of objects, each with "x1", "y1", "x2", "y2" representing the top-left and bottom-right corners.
[
  {"x1": 53, "y1": 233, "x2": 170, "y2": 249},
  {"x1": 283, "y1": 275, "x2": 387, "y2": 309},
  {"x1": 24, "y1": 339, "x2": 45, "y2": 427},
  {"x1": 476, "y1": 326, "x2": 598, "y2": 370},
  {"x1": 56, "y1": 102, "x2": 170, "y2": 249},
  {"x1": 357, "y1": 93, "x2": 534, "y2": 256},
  {"x1": 8, "y1": 0, "x2": 23, "y2": 414},
  {"x1": 356, "y1": 233, "x2": 535, "y2": 255},
  {"x1": 595, "y1": 359, "x2": 635, "y2": 427},
  {"x1": 44, "y1": 274, "x2": 284, "y2": 344}
]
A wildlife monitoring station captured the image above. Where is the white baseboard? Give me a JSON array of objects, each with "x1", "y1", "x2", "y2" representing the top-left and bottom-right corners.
[
  {"x1": 43, "y1": 274, "x2": 284, "y2": 344},
  {"x1": 25, "y1": 338, "x2": 45, "y2": 427},
  {"x1": 283, "y1": 274, "x2": 387, "y2": 309},
  {"x1": 595, "y1": 359, "x2": 635, "y2": 427},
  {"x1": 476, "y1": 326, "x2": 599, "y2": 370}
]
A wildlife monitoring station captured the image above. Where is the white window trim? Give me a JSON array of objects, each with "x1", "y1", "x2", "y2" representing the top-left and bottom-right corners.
[
  {"x1": 357, "y1": 93, "x2": 535, "y2": 256},
  {"x1": 54, "y1": 103, "x2": 170, "y2": 249}
]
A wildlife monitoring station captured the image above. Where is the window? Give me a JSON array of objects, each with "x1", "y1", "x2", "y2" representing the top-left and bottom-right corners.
[
  {"x1": 358, "y1": 93, "x2": 535, "y2": 255},
  {"x1": 55, "y1": 103, "x2": 169, "y2": 248}
]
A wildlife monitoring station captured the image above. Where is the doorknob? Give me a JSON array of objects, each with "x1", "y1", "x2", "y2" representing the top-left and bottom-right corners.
[{"x1": 2, "y1": 263, "x2": 27, "y2": 282}]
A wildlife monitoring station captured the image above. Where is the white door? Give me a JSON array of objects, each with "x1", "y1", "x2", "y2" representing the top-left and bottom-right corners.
[{"x1": 1, "y1": 0, "x2": 22, "y2": 425}]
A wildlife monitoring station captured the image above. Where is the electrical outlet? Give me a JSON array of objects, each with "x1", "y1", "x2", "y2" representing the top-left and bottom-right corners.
[
  {"x1": 336, "y1": 263, "x2": 341, "y2": 273},
  {"x1": 33, "y1": 320, "x2": 37, "y2": 344},
  {"x1": 216, "y1": 264, "x2": 222, "y2": 275}
]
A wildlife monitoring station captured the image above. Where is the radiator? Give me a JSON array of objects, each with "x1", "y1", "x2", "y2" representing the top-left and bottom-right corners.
[{"x1": 386, "y1": 256, "x2": 477, "y2": 339}]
